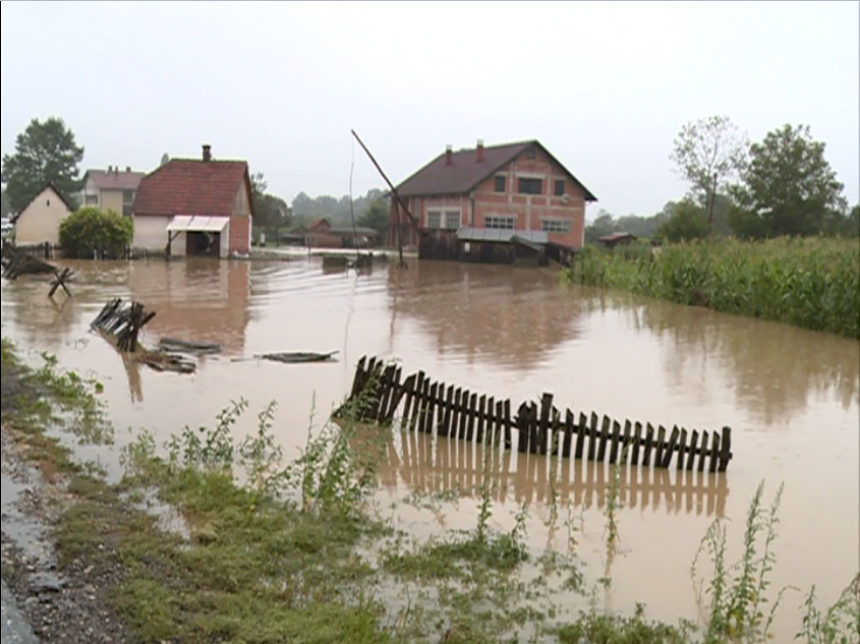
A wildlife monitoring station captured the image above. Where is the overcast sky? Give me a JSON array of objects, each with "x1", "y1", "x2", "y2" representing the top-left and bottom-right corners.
[{"x1": 2, "y1": 1, "x2": 858, "y2": 218}]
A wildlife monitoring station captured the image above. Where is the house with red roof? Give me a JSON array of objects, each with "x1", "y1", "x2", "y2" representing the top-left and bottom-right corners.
[
  {"x1": 132, "y1": 144, "x2": 254, "y2": 258},
  {"x1": 389, "y1": 139, "x2": 597, "y2": 261}
]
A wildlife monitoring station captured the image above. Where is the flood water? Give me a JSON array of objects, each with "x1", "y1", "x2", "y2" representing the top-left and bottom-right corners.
[{"x1": 2, "y1": 255, "x2": 858, "y2": 638}]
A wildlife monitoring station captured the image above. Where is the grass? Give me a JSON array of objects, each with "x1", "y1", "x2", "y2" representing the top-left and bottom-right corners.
[
  {"x1": 561, "y1": 237, "x2": 860, "y2": 338},
  {"x1": 2, "y1": 338, "x2": 858, "y2": 644}
]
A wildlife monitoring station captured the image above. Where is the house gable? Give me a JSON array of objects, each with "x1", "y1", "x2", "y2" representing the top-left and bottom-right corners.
[
  {"x1": 396, "y1": 140, "x2": 597, "y2": 202},
  {"x1": 12, "y1": 183, "x2": 75, "y2": 245}
]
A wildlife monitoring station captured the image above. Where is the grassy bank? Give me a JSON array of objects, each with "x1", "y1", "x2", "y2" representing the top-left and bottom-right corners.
[
  {"x1": 1, "y1": 338, "x2": 857, "y2": 643},
  {"x1": 561, "y1": 237, "x2": 860, "y2": 339}
]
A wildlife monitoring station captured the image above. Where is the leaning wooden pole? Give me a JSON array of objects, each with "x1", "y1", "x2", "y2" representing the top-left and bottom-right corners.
[{"x1": 351, "y1": 129, "x2": 416, "y2": 269}]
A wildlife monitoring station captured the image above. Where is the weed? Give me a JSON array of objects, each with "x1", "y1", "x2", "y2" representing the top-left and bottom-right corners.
[{"x1": 797, "y1": 575, "x2": 860, "y2": 644}]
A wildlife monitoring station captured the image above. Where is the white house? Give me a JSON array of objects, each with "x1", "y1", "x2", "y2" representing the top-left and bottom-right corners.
[{"x1": 11, "y1": 183, "x2": 74, "y2": 245}]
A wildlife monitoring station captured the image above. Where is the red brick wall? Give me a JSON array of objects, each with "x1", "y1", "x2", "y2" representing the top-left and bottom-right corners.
[
  {"x1": 471, "y1": 147, "x2": 587, "y2": 248},
  {"x1": 229, "y1": 214, "x2": 250, "y2": 254}
]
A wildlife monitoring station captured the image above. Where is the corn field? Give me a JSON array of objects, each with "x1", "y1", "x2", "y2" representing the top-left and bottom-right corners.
[{"x1": 562, "y1": 237, "x2": 860, "y2": 339}]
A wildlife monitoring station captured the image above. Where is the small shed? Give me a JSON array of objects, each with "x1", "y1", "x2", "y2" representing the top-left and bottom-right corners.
[
  {"x1": 419, "y1": 227, "x2": 549, "y2": 265},
  {"x1": 597, "y1": 232, "x2": 637, "y2": 250}
]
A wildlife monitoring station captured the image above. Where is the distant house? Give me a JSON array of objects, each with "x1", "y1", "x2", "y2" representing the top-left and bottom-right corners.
[
  {"x1": 131, "y1": 144, "x2": 254, "y2": 258},
  {"x1": 389, "y1": 139, "x2": 597, "y2": 262},
  {"x1": 287, "y1": 218, "x2": 379, "y2": 249},
  {"x1": 11, "y1": 183, "x2": 74, "y2": 245},
  {"x1": 597, "y1": 232, "x2": 636, "y2": 250},
  {"x1": 79, "y1": 167, "x2": 146, "y2": 217}
]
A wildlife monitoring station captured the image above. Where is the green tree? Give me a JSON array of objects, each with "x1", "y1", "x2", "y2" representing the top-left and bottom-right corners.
[
  {"x1": 670, "y1": 115, "x2": 748, "y2": 233},
  {"x1": 357, "y1": 195, "x2": 390, "y2": 238},
  {"x1": 657, "y1": 199, "x2": 709, "y2": 242},
  {"x1": 250, "y1": 172, "x2": 291, "y2": 244},
  {"x1": 160, "y1": 153, "x2": 170, "y2": 166},
  {"x1": 1, "y1": 187, "x2": 9, "y2": 219},
  {"x1": 1, "y1": 117, "x2": 84, "y2": 214},
  {"x1": 58, "y1": 207, "x2": 133, "y2": 258},
  {"x1": 729, "y1": 124, "x2": 847, "y2": 238}
]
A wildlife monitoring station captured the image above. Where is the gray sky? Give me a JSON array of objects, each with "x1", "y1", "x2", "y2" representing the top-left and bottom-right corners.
[{"x1": 2, "y1": 1, "x2": 858, "y2": 218}]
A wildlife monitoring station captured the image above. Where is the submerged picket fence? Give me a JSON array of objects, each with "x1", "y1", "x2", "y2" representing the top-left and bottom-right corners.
[{"x1": 344, "y1": 356, "x2": 734, "y2": 472}]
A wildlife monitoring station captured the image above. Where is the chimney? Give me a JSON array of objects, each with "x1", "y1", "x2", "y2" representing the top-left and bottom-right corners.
[
  {"x1": 202, "y1": 144, "x2": 212, "y2": 162},
  {"x1": 125, "y1": 166, "x2": 131, "y2": 172},
  {"x1": 107, "y1": 165, "x2": 112, "y2": 172},
  {"x1": 476, "y1": 139, "x2": 484, "y2": 162},
  {"x1": 445, "y1": 144, "x2": 453, "y2": 166}
]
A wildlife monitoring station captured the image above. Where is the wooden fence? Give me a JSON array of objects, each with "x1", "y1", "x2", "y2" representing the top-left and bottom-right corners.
[
  {"x1": 344, "y1": 356, "x2": 734, "y2": 472},
  {"x1": 8, "y1": 242, "x2": 169, "y2": 261}
]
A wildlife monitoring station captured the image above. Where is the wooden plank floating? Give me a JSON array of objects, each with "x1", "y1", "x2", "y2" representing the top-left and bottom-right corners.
[
  {"x1": 91, "y1": 298, "x2": 196, "y2": 374},
  {"x1": 340, "y1": 356, "x2": 734, "y2": 471}
]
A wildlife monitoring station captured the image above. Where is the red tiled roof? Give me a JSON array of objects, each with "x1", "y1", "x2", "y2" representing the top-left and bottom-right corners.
[
  {"x1": 132, "y1": 159, "x2": 252, "y2": 217},
  {"x1": 84, "y1": 169, "x2": 146, "y2": 191},
  {"x1": 396, "y1": 140, "x2": 597, "y2": 201}
]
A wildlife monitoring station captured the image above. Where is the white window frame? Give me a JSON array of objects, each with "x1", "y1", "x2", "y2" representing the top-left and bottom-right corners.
[
  {"x1": 485, "y1": 216, "x2": 516, "y2": 230},
  {"x1": 541, "y1": 218, "x2": 571, "y2": 234},
  {"x1": 427, "y1": 210, "x2": 442, "y2": 229},
  {"x1": 443, "y1": 210, "x2": 460, "y2": 229}
]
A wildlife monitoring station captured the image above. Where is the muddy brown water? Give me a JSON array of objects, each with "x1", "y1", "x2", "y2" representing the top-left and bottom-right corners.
[{"x1": 1, "y1": 256, "x2": 857, "y2": 638}]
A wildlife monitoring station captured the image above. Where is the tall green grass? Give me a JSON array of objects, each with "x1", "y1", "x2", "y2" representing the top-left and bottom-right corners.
[{"x1": 562, "y1": 237, "x2": 860, "y2": 339}]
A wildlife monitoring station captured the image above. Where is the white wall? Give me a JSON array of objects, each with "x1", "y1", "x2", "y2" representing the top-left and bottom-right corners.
[
  {"x1": 14, "y1": 186, "x2": 72, "y2": 244},
  {"x1": 133, "y1": 215, "x2": 186, "y2": 255}
]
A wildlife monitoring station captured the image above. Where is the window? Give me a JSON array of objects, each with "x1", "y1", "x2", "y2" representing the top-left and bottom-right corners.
[
  {"x1": 518, "y1": 178, "x2": 543, "y2": 195},
  {"x1": 526, "y1": 148, "x2": 536, "y2": 160},
  {"x1": 123, "y1": 189, "x2": 135, "y2": 204},
  {"x1": 554, "y1": 180, "x2": 565, "y2": 196},
  {"x1": 85, "y1": 195, "x2": 98, "y2": 206},
  {"x1": 485, "y1": 216, "x2": 516, "y2": 230},
  {"x1": 541, "y1": 219, "x2": 571, "y2": 234},
  {"x1": 427, "y1": 210, "x2": 442, "y2": 229},
  {"x1": 494, "y1": 175, "x2": 506, "y2": 192},
  {"x1": 444, "y1": 211, "x2": 460, "y2": 229}
]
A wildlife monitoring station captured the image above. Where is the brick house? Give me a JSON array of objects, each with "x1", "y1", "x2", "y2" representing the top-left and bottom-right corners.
[
  {"x1": 132, "y1": 145, "x2": 254, "y2": 258},
  {"x1": 389, "y1": 140, "x2": 597, "y2": 255}
]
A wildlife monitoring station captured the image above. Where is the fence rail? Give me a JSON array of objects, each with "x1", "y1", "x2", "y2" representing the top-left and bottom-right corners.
[
  {"x1": 344, "y1": 356, "x2": 734, "y2": 472},
  {"x1": 5, "y1": 242, "x2": 169, "y2": 261}
]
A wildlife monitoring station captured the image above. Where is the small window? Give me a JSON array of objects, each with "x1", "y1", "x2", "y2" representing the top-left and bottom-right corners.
[
  {"x1": 526, "y1": 148, "x2": 536, "y2": 160},
  {"x1": 85, "y1": 195, "x2": 98, "y2": 205},
  {"x1": 444, "y1": 211, "x2": 460, "y2": 229},
  {"x1": 541, "y1": 219, "x2": 571, "y2": 234},
  {"x1": 485, "y1": 216, "x2": 516, "y2": 230},
  {"x1": 427, "y1": 210, "x2": 442, "y2": 229},
  {"x1": 123, "y1": 189, "x2": 135, "y2": 204},
  {"x1": 518, "y1": 178, "x2": 543, "y2": 195},
  {"x1": 554, "y1": 180, "x2": 565, "y2": 196},
  {"x1": 494, "y1": 176, "x2": 505, "y2": 192}
]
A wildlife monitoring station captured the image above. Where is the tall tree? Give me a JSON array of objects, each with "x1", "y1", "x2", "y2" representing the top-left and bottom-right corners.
[
  {"x1": 250, "y1": 172, "x2": 290, "y2": 243},
  {"x1": 1, "y1": 187, "x2": 9, "y2": 219},
  {"x1": 728, "y1": 124, "x2": 847, "y2": 238},
  {"x1": 1, "y1": 117, "x2": 84, "y2": 213},
  {"x1": 670, "y1": 115, "x2": 748, "y2": 232},
  {"x1": 357, "y1": 195, "x2": 390, "y2": 238}
]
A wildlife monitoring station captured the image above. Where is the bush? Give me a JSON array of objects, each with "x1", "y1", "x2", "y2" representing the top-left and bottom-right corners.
[{"x1": 59, "y1": 207, "x2": 133, "y2": 258}]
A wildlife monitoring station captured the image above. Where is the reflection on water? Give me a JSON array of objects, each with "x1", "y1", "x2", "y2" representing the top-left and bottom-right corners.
[
  {"x1": 386, "y1": 262, "x2": 583, "y2": 371},
  {"x1": 1, "y1": 256, "x2": 856, "y2": 641},
  {"x1": 577, "y1": 289, "x2": 860, "y2": 424},
  {"x1": 376, "y1": 429, "x2": 729, "y2": 518}
]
